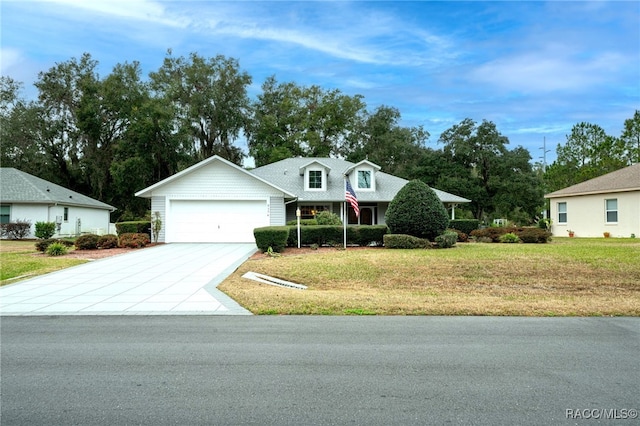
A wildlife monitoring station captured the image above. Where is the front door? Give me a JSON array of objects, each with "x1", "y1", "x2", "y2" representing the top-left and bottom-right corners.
[{"x1": 360, "y1": 207, "x2": 373, "y2": 225}]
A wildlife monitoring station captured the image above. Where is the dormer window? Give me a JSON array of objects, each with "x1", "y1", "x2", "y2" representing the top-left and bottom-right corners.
[
  {"x1": 357, "y1": 170, "x2": 371, "y2": 189},
  {"x1": 308, "y1": 170, "x2": 323, "y2": 189}
]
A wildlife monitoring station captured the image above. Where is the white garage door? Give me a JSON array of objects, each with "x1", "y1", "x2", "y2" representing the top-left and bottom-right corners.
[{"x1": 168, "y1": 200, "x2": 268, "y2": 243}]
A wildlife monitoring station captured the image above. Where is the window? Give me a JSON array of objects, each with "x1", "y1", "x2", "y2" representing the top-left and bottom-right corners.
[
  {"x1": 63, "y1": 207, "x2": 69, "y2": 222},
  {"x1": 557, "y1": 202, "x2": 567, "y2": 223},
  {"x1": 299, "y1": 205, "x2": 329, "y2": 219},
  {"x1": 308, "y1": 170, "x2": 322, "y2": 189},
  {"x1": 605, "y1": 199, "x2": 618, "y2": 223},
  {"x1": 0, "y1": 205, "x2": 10, "y2": 224},
  {"x1": 357, "y1": 170, "x2": 371, "y2": 189}
]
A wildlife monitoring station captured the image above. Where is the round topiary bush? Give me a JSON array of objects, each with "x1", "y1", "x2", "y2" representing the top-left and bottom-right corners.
[
  {"x1": 385, "y1": 180, "x2": 450, "y2": 241},
  {"x1": 75, "y1": 234, "x2": 100, "y2": 250},
  {"x1": 315, "y1": 211, "x2": 342, "y2": 225}
]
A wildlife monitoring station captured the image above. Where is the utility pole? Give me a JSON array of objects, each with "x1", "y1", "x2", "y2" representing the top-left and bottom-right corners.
[{"x1": 539, "y1": 137, "x2": 550, "y2": 172}]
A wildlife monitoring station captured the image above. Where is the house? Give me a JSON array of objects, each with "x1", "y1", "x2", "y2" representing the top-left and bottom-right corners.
[
  {"x1": 545, "y1": 163, "x2": 640, "y2": 238},
  {"x1": 0, "y1": 168, "x2": 116, "y2": 238},
  {"x1": 135, "y1": 156, "x2": 470, "y2": 243}
]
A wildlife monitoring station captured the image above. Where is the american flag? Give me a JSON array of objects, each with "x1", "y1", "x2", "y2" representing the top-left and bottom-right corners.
[{"x1": 345, "y1": 178, "x2": 359, "y2": 217}]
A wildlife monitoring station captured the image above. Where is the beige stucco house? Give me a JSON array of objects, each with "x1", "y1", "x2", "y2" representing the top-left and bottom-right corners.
[{"x1": 545, "y1": 163, "x2": 640, "y2": 238}]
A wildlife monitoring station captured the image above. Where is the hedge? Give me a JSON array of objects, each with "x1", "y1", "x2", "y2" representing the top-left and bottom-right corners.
[
  {"x1": 254, "y1": 226, "x2": 290, "y2": 252},
  {"x1": 449, "y1": 219, "x2": 480, "y2": 235},
  {"x1": 383, "y1": 234, "x2": 430, "y2": 249},
  {"x1": 470, "y1": 227, "x2": 551, "y2": 243},
  {"x1": 286, "y1": 225, "x2": 388, "y2": 248},
  {"x1": 115, "y1": 221, "x2": 151, "y2": 236},
  {"x1": 75, "y1": 234, "x2": 100, "y2": 250}
]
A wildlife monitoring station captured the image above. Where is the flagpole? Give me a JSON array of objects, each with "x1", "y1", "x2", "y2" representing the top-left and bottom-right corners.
[{"x1": 343, "y1": 177, "x2": 347, "y2": 249}]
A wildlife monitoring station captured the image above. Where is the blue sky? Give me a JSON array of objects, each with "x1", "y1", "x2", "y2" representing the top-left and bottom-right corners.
[{"x1": 2, "y1": 0, "x2": 639, "y2": 167}]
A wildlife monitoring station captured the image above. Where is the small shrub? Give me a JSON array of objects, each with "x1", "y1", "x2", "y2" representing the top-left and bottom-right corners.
[
  {"x1": 35, "y1": 221, "x2": 56, "y2": 239},
  {"x1": 253, "y1": 226, "x2": 289, "y2": 252},
  {"x1": 537, "y1": 218, "x2": 552, "y2": 230},
  {"x1": 35, "y1": 238, "x2": 74, "y2": 252},
  {"x1": 351, "y1": 225, "x2": 389, "y2": 246},
  {"x1": 515, "y1": 227, "x2": 552, "y2": 243},
  {"x1": 383, "y1": 234, "x2": 430, "y2": 249},
  {"x1": 118, "y1": 233, "x2": 150, "y2": 248},
  {"x1": 500, "y1": 232, "x2": 521, "y2": 243},
  {"x1": 46, "y1": 242, "x2": 68, "y2": 256},
  {"x1": 0, "y1": 220, "x2": 32, "y2": 239},
  {"x1": 286, "y1": 219, "x2": 318, "y2": 226},
  {"x1": 449, "y1": 229, "x2": 468, "y2": 243},
  {"x1": 315, "y1": 211, "x2": 342, "y2": 225},
  {"x1": 97, "y1": 234, "x2": 119, "y2": 249},
  {"x1": 435, "y1": 231, "x2": 459, "y2": 248},
  {"x1": 75, "y1": 234, "x2": 100, "y2": 250},
  {"x1": 449, "y1": 219, "x2": 480, "y2": 235},
  {"x1": 151, "y1": 211, "x2": 162, "y2": 243}
]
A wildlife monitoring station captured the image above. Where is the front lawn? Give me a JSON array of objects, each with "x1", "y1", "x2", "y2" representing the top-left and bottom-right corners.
[
  {"x1": 219, "y1": 238, "x2": 640, "y2": 316},
  {"x1": 0, "y1": 240, "x2": 87, "y2": 286}
]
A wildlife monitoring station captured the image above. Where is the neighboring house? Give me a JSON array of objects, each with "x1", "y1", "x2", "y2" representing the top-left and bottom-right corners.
[
  {"x1": 545, "y1": 163, "x2": 640, "y2": 238},
  {"x1": 135, "y1": 156, "x2": 470, "y2": 243},
  {"x1": 0, "y1": 168, "x2": 116, "y2": 238}
]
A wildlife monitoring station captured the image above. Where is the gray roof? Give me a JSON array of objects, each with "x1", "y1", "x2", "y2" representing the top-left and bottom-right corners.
[
  {"x1": 250, "y1": 157, "x2": 470, "y2": 203},
  {"x1": 545, "y1": 163, "x2": 640, "y2": 198},
  {"x1": 0, "y1": 168, "x2": 116, "y2": 211}
]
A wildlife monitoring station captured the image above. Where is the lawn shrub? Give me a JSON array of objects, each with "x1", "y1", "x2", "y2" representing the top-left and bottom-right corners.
[
  {"x1": 435, "y1": 231, "x2": 458, "y2": 248},
  {"x1": 118, "y1": 233, "x2": 150, "y2": 248},
  {"x1": 254, "y1": 226, "x2": 289, "y2": 252},
  {"x1": 383, "y1": 234, "x2": 430, "y2": 249},
  {"x1": 449, "y1": 229, "x2": 469, "y2": 242},
  {"x1": 46, "y1": 242, "x2": 68, "y2": 256},
  {"x1": 0, "y1": 220, "x2": 32, "y2": 239},
  {"x1": 449, "y1": 219, "x2": 480, "y2": 235},
  {"x1": 351, "y1": 225, "x2": 388, "y2": 246},
  {"x1": 35, "y1": 221, "x2": 56, "y2": 239},
  {"x1": 315, "y1": 211, "x2": 342, "y2": 225},
  {"x1": 516, "y1": 227, "x2": 552, "y2": 243},
  {"x1": 385, "y1": 180, "x2": 449, "y2": 240},
  {"x1": 75, "y1": 234, "x2": 100, "y2": 250},
  {"x1": 471, "y1": 227, "x2": 552, "y2": 243},
  {"x1": 500, "y1": 232, "x2": 521, "y2": 243},
  {"x1": 97, "y1": 234, "x2": 119, "y2": 249},
  {"x1": 115, "y1": 221, "x2": 151, "y2": 236},
  {"x1": 35, "y1": 238, "x2": 74, "y2": 252}
]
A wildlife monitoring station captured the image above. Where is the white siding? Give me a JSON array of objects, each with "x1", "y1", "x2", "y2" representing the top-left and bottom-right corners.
[
  {"x1": 3, "y1": 203, "x2": 111, "y2": 238},
  {"x1": 269, "y1": 197, "x2": 286, "y2": 226},
  {"x1": 550, "y1": 191, "x2": 640, "y2": 238}
]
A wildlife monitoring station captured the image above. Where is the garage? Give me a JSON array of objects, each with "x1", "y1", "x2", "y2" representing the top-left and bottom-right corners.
[{"x1": 168, "y1": 200, "x2": 268, "y2": 243}]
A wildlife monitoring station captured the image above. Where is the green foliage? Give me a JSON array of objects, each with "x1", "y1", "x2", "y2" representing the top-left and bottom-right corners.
[
  {"x1": 75, "y1": 234, "x2": 99, "y2": 250},
  {"x1": 97, "y1": 234, "x2": 119, "y2": 249},
  {"x1": 35, "y1": 221, "x2": 56, "y2": 239},
  {"x1": 286, "y1": 219, "x2": 318, "y2": 226},
  {"x1": 35, "y1": 238, "x2": 74, "y2": 252},
  {"x1": 350, "y1": 225, "x2": 389, "y2": 247},
  {"x1": 115, "y1": 221, "x2": 150, "y2": 236},
  {"x1": 449, "y1": 219, "x2": 480, "y2": 235},
  {"x1": 286, "y1": 225, "x2": 387, "y2": 248},
  {"x1": 500, "y1": 233, "x2": 521, "y2": 243},
  {"x1": 0, "y1": 220, "x2": 31, "y2": 240},
  {"x1": 383, "y1": 234, "x2": 430, "y2": 249},
  {"x1": 46, "y1": 242, "x2": 68, "y2": 256},
  {"x1": 254, "y1": 226, "x2": 290, "y2": 253},
  {"x1": 435, "y1": 231, "x2": 459, "y2": 248},
  {"x1": 385, "y1": 180, "x2": 449, "y2": 240},
  {"x1": 471, "y1": 227, "x2": 551, "y2": 243},
  {"x1": 537, "y1": 218, "x2": 552, "y2": 230},
  {"x1": 315, "y1": 210, "x2": 342, "y2": 225},
  {"x1": 118, "y1": 233, "x2": 150, "y2": 248}
]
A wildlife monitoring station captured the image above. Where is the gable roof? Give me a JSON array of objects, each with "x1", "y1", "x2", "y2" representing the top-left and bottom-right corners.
[
  {"x1": 0, "y1": 168, "x2": 115, "y2": 211},
  {"x1": 250, "y1": 157, "x2": 470, "y2": 203},
  {"x1": 545, "y1": 163, "x2": 640, "y2": 198},
  {"x1": 135, "y1": 155, "x2": 296, "y2": 198}
]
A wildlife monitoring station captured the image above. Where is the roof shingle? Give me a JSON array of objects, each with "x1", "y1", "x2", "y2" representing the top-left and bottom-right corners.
[{"x1": 545, "y1": 163, "x2": 640, "y2": 198}]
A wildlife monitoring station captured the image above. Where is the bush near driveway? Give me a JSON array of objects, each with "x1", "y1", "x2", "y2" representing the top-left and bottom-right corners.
[
  {"x1": 118, "y1": 233, "x2": 150, "y2": 248},
  {"x1": 75, "y1": 234, "x2": 100, "y2": 250}
]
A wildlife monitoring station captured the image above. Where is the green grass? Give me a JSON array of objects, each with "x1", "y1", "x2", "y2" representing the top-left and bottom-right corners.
[
  {"x1": 0, "y1": 240, "x2": 87, "y2": 286},
  {"x1": 219, "y1": 238, "x2": 640, "y2": 316}
]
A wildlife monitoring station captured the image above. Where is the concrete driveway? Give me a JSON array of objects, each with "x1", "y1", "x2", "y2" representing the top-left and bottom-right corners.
[{"x1": 0, "y1": 244, "x2": 257, "y2": 316}]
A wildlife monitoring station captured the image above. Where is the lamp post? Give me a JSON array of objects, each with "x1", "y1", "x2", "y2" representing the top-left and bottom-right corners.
[{"x1": 296, "y1": 207, "x2": 301, "y2": 249}]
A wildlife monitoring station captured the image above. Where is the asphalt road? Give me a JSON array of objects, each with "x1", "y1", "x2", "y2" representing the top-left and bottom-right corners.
[{"x1": 1, "y1": 316, "x2": 638, "y2": 425}]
